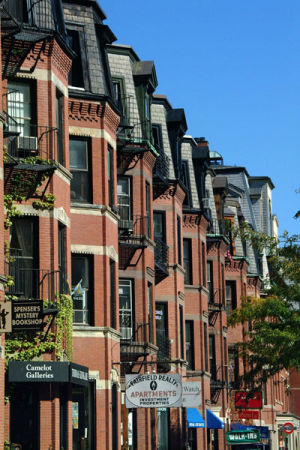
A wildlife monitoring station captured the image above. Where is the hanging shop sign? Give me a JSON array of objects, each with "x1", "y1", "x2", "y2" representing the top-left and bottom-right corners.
[
  {"x1": 226, "y1": 430, "x2": 261, "y2": 445},
  {"x1": 70, "y1": 362, "x2": 89, "y2": 387},
  {"x1": 11, "y1": 300, "x2": 44, "y2": 331},
  {"x1": 182, "y1": 382, "x2": 202, "y2": 407},
  {"x1": 235, "y1": 390, "x2": 262, "y2": 409},
  {"x1": 238, "y1": 410, "x2": 260, "y2": 420},
  {"x1": 0, "y1": 301, "x2": 12, "y2": 333},
  {"x1": 125, "y1": 373, "x2": 182, "y2": 408},
  {"x1": 9, "y1": 361, "x2": 69, "y2": 382},
  {"x1": 8, "y1": 361, "x2": 89, "y2": 386}
]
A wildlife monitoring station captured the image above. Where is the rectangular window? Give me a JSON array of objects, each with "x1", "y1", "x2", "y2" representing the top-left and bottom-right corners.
[
  {"x1": 112, "y1": 78, "x2": 128, "y2": 125},
  {"x1": 56, "y1": 90, "x2": 64, "y2": 164},
  {"x1": 207, "y1": 261, "x2": 214, "y2": 304},
  {"x1": 182, "y1": 160, "x2": 192, "y2": 207},
  {"x1": 226, "y1": 281, "x2": 237, "y2": 314},
  {"x1": 119, "y1": 279, "x2": 133, "y2": 339},
  {"x1": 228, "y1": 347, "x2": 239, "y2": 389},
  {"x1": 221, "y1": 263, "x2": 225, "y2": 304},
  {"x1": 7, "y1": 80, "x2": 35, "y2": 138},
  {"x1": 117, "y1": 177, "x2": 132, "y2": 230},
  {"x1": 110, "y1": 260, "x2": 116, "y2": 329},
  {"x1": 108, "y1": 145, "x2": 114, "y2": 207},
  {"x1": 67, "y1": 27, "x2": 89, "y2": 90},
  {"x1": 185, "y1": 321, "x2": 195, "y2": 370},
  {"x1": 202, "y1": 242, "x2": 206, "y2": 287},
  {"x1": 154, "y1": 212, "x2": 167, "y2": 268},
  {"x1": 152, "y1": 124, "x2": 163, "y2": 153},
  {"x1": 145, "y1": 182, "x2": 151, "y2": 237},
  {"x1": 72, "y1": 255, "x2": 92, "y2": 325},
  {"x1": 58, "y1": 223, "x2": 66, "y2": 294},
  {"x1": 209, "y1": 334, "x2": 217, "y2": 380},
  {"x1": 177, "y1": 215, "x2": 182, "y2": 265},
  {"x1": 204, "y1": 322, "x2": 208, "y2": 372},
  {"x1": 179, "y1": 304, "x2": 184, "y2": 360},
  {"x1": 224, "y1": 337, "x2": 228, "y2": 384},
  {"x1": 156, "y1": 302, "x2": 169, "y2": 359},
  {"x1": 183, "y1": 239, "x2": 192, "y2": 284},
  {"x1": 70, "y1": 138, "x2": 91, "y2": 203},
  {"x1": 10, "y1": 218, "x2": 38, "y2": 299},
  {"x1": 148, "y1": 283, "x2": 153, "y2": 343}
]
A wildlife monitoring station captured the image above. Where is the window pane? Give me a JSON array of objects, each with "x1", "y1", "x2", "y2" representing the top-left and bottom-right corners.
[
  {"x1": 119, "y1": 280, "x2": 133, "y2": 339},
  {"x1": 70, "y1": 140, "x2": 87, "y2": 169}
]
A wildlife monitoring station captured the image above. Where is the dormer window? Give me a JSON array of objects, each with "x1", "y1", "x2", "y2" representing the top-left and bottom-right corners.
[{"x1": 67, "y1": 26, "x2": 90, "y2": 90}]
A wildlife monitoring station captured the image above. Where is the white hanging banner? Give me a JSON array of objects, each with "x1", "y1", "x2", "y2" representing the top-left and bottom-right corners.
[
  {"x1": 125, "y1": 373, "x2": 182, "y2": 408},
  {"x1": 182, "y1": 382, "x2": 202, "y2": 407}
]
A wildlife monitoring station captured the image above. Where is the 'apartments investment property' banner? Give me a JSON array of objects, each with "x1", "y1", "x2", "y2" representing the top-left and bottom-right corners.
[{"x1": 125, "y1": 373, "x2": 182, "y2": 408}]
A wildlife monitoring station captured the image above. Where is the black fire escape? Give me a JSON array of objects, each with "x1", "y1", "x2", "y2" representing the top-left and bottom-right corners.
[{"x1": 1, "y1": 0, "x2": 67, "y2": 79}]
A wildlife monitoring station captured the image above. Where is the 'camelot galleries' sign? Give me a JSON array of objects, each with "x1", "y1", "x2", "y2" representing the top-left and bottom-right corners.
[
  {"x1": 125, "y1": 374, "x2": 182, "y2": 408},
  {"x1": 226, "y1": 430, "x2": 261, "y2": 445},
  {"x1": 8, "y1": 361, "x2": 89, "y2": 386}
]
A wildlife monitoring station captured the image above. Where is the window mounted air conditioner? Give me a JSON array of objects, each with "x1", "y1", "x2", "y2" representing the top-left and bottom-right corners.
[
  {"x1": 120, "y1": 327, "x2": 132, "y2": 340},
  {"x1": 119, "y1": 219, "x2": 134, "y2": 232},
  {"x1": 16, "y1": 136, "x2": 38, "y2": 153},
  {"x1": 202, "y1": 197, "x2": 211, "y2": 210}
]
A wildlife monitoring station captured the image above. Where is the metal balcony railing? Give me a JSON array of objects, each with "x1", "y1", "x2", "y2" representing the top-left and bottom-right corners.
[
  {"x1": 1, "y1": 0, "x2": 66, "y2": 38},
  {"x1": 154, "y1": 239, "x2": 169, "y2": 273},
  {"x1": 154, "y1": 151, "x2": 169, "y2": 180},
  {"x1": 207, "y1": 218, "x2": 226, "y2": 235},
  {"x1": 119, "y1": 215, "x2": 150, "y2": 244},
  {"x1": 4, "y1": 122, "x2": 58, "y2": 161},
  {"x1": 5, "y1": 248, "x2": 61, "y2": 304},
  {"x1": 120, "y1": 314, "x2": 150, "y2": 342}
]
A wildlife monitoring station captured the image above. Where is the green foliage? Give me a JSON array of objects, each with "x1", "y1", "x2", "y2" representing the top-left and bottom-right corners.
[
  {"x1": 4, "y1": 154, "x2": 55, "y2": 228},
  {"x1": 5, "y1": 294, "x2": 73, "y2": 366},
  {"x1": 228, "y1": 220, "x2": 300, "y2": 383}
]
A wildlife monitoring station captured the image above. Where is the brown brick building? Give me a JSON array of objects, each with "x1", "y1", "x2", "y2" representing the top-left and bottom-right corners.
[{"x1": 0, "y1": 1, "x2": 298, "y2": 449}]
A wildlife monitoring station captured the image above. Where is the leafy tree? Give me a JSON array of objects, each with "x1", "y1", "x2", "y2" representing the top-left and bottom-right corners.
[{"x1": 228, "y1": 223, "x2": 300, "y2": 383}]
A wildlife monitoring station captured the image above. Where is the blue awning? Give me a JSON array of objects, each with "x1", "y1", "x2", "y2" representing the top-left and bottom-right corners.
[
  {"x1": 187, "y1": 408, "x2": 205, "y2": 428},
  {"x1": 206, "y1": 409, "x2": 224, "y2": 429}
]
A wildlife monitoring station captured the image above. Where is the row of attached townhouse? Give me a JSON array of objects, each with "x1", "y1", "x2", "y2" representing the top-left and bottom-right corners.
[{"x1": 0, "y1": 0, "x2": 299, "y2": 449}]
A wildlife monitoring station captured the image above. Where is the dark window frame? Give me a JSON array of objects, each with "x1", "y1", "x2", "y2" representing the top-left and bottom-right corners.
[
  {"x1": 71, "y1": 253, "x2": 93, "y2": 325},
  {"x1": 182, "y1": 160, "x2": 192, "y2": 207},
  {"x1": 207, "y1": 260, "x2": 214, "y2": 304},
  {"x1": 112, "y1": 76, "x2": 129, "y2": 125},
  {"x1": 69, "y1": 136, "x2": 92, "y2": 203},
  {"x1": 183, "y1": 238, "x2": 192, "y2": 285},
  {"x1": 152, "y1": 123, "x2": 164, "y2": 153},
  {"x1": 66, "y1": 24, "x2": 90, "y2": 90},
  {"x1": 226, "y1": 281, "x2": 237, "y2": 315},
  {"x1": 179, "y1": 304, "x2": 184, "y2": 360},
  {"x1": 119, "y1": 278, "x2": 135, "y2": 340},
  {"x1": 177, "y1": 215, "x2": 182, "y2": 266},
  {"x1": 202, "y1": 242, "x2": 206, "y2": 287},
  {"x1": 209, "y1": 334, "x2": 217, "y2": 381},
  {"x1": 185, "y1": 320, "x2": 195, "y2": 370},
  {"x1": 108, "y1": 144, "x2": 114, "y2": 207},
  {"x1": 204, "y1": 322, "x2": 208, "y2": 372},
  {"x1": 117, "y1": 176, "x2": 132, "y2": 229}
]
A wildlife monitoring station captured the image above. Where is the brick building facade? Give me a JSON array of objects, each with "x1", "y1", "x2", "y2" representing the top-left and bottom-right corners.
[{"x1": 0, "y1": 1, "x2": 298, "y2": 449}]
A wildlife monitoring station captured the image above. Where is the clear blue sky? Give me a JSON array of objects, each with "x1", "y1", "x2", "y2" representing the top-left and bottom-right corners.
[{"x1": 99, "y1": 0, "x2": 300, "y2": 236}]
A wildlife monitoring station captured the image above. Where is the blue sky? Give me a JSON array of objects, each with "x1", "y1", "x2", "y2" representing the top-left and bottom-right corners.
[{"x1": 99, "y1": 0, "x2": 300, "y2": 236}]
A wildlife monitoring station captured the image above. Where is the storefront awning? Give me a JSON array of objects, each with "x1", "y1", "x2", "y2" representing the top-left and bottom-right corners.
[
  {"x1": 187, "y1": 408, "x2": 205, "y2": 428},
  {"x1": 206, "y1": 409, "x2": 224, "y2": 429}
]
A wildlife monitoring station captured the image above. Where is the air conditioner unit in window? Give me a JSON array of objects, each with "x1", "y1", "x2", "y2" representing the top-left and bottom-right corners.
[
  {"x1": 16, "y1": 136, "x2": 38, "y2": 154},
  {"x1": 120, "y1": 327, "x2": 132, "y2": 340},
  {"x1": 119, "y1": 219, "x2": 134, "y2": 233},
  {"x1": 202, "y1": 197, "x2": 211, "y2": 210}
]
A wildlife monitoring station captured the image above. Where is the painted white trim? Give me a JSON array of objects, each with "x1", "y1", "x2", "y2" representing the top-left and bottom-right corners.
[
  {"x1": 71, "y1": 244, "x2": 118, "y2": 262},
  {"x1": 69, "y1": 126, "x2": 116, "y2": 149},
  {"x1": 17, "y1": 70, "x2": 68, "y2": 97},
  {"x1": 8, "y1": 205, "x2": 70, "y2": 226}
]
